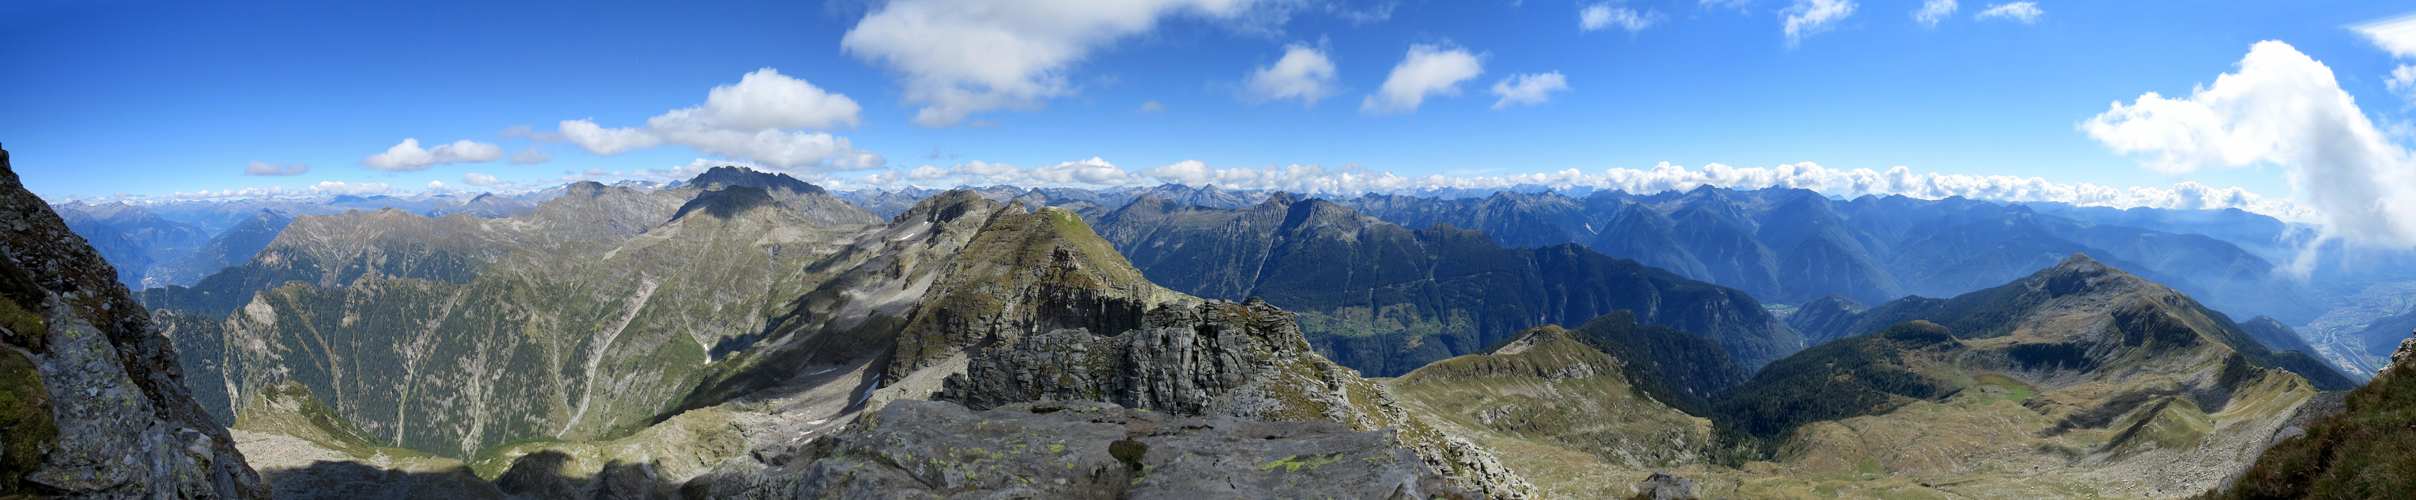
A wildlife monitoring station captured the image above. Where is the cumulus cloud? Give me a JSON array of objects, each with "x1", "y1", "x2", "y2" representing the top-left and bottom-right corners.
[
  {"x1": 360, "y1": 138, "x2": 505, "y2": 171},
  {"x1": 1241, "y1": 44, "x2": 1339, "y2": 107},
  {"x1": 463, "y1": 173, "x2": 509, "y2": 187},
  {"x1": 2084, "y1": 41, "x2": 2416, "y2": 247},
  {"x1": 2353, "y1": 14, "x2": 2416, "y2": 103},
  {"x1": 841, "y1": 0, "x2": 1263, "y2": 128},
  {"x1": 508, "y1": 147, "x2": 550, "y2": 165},
  {"x1": 1782, "y1": 0, "x2": 1856, "y2": 47},
  {"x1": 1361, "y1": 44, "x2": 1484, "y2": 115},
  {"x1": 1974, "y1": 2, "x2": 2041, "y2": 23},
  {"x1": 1912, "y1": 0, "x2": 1955, "y2": 28},
  {"x1": 1579, "y1": 4, "x2": 1656, "y2": 33},
  {"x1": 1490, "y1": 72, "x2": 1570, "y2": 109},
  {"x1": 550, "y1": 68, "x2": 881, "y2": 172},
  {"x1": 427, "y1": 180, "x2": 452, "y2": 191},
  {"x1": 243, "y1": 161, "x2": 308, "y2": 176}
]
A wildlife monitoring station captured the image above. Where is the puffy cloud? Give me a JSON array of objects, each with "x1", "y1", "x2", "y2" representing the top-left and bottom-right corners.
[
  {"x1": 243, "y1": 161, "x2": 308, "y2": 176},
  {"x1": 558, "y1": 120, "x2": 662, "y2": 156},
  {"x1": 1782, "y1": 0, "x2": 1856, "y2": 47},
  {"x1": 1490, "y1": 72, "x2": 1570, "y2": 109},
  {"x1": 550, "y1": 68, "x2": 882, "y2": 172},
  {"x1": 1973, "y1": 2, "x2": 2040, "y2": 23},
  {"x1": 1361, "y1": 44, "x2": 1484, "y2": 115},
  {"x1": 1241, "y1": 44, "x2": 1339, "y2": 107},
  {"x1": 841, "y1": 0, "x2": 1264, "y2": 128},
  {"x1": 2084, "y1": 41, "x2": 2416, "y2": 246},
  {"x1": 508, "y1": 147, "x2": 551, "y2": 165},
  {"x1": 1912, "y1": 0, "x2": 1955, "y2": 28},
  {"x1": 360, "y1": 138, "x2": 505, "y2": 171},
  {"x1": 463, "y1": 173, "x2": 509, "y2": 187},
  {"x1": 1136, "y1": 101, "x2": 1167, "y2": 113},
  {"x1": 1579, "y1": 4, "x2": 1655, "y2": 33},
  {"x1": 2353, "y1": 14, "x2": 2416, "y2": 102},
  {"x1": 427, "y1": 180, "x2": 452, "y2": 191}
]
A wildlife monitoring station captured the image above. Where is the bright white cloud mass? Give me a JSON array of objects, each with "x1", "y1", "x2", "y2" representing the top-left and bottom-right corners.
[
  {"x1": 2354, "y1": 14, "x2": 2416, "y2": 103},
  {"x1": 555, "y1": 68, "x2": 882, "y2": 173},
  {"x1": 842, "y1": 0, "x2": 1262, "y2": 128},
  {"x1": 1974, "y1": 2, "x2": 2042, "y2": 24},
  {"x1": 360, "y1": 138, "x2": 504, "y2": 171},
  {"x1": 1490, "y1": 72, "x2": 1570, "y2": 109},
  {"x1": 1242, "y1": 44, "x2": 1339, "y2": 107},
  {"x1": 1913, "y1": 0, "x2": 1956, "y2": 28},
  {"x1": 1362, "y1": 44, "x2": 1484, "y2": 115},
  {"x1": 2085, "y1": 41, "x2": 2416, "y2": 247},
  {"x1": 1782, "y1": 0, "x2": 1856, "y2": 46},
  {"x1": 1579, "y1": 4, "x2": 1656, "y2": 33}
]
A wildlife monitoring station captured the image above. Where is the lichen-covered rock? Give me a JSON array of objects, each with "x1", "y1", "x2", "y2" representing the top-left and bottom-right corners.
[
  {"x1": 0, "y1": 144, "x2": 266, "y2": 498},
  {"x1": 697, "y1": 399, "x2": 1469, "y2": 499}
]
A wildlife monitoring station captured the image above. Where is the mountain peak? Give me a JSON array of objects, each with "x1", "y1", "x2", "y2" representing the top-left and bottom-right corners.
[{"x1": 687, "y1": 165, "x2": 826, "y2": 195}]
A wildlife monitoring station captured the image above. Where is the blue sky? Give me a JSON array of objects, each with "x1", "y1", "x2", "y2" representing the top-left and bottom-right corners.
[{"x1": 6, "y1": 0, "x2": 2416, "y2": 238}]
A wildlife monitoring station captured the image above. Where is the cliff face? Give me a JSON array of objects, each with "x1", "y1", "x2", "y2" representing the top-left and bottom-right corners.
[{"x1": 0, "y1": 146, "x2": 266, "y2": 498}]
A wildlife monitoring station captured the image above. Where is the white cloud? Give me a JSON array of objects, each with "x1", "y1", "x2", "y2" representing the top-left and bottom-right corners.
[
  {"x1": 1973, "y1": 2, "x2": 2040, "y2": 23},
  {"x1": 1700, "y1": 0, "x2": 1753, "y2": 10},
  {"x1": 1579, "y1": 4, "x2": 1656, "y2": 33},
  {"x1": 1490, "y1": 72, "x2": 1570, "y2": 109},
  {"x1": 1361, "y1": 44, "x2": 1485, "y2": 115},
  {"x1": 2084, "y1": 41, "x2": 2416, "y2": 247},
  {"x1": 1242, "y1": 44, "x2": 1339, "y2": 107},
  {"x1": 427, "y1": 180, "x2": 452, "y2": 191},
  {"x1": 360, "y1": 138, "x2": 505, "y2": 171},
  {"x1": 508, "y1": 147, "x2": 550, "y2": 165},
  {"x1": 1137, "y1": 101, "x2": 1167, "y2": 113},
  {"x1": 2353, "y1": 14, "x2": 2416, "y2": 103},
  {"x1": 498, "y1": 124, "x2": 561, "y2": 143},
  {"x1": 1782, "y1": 0, "x2": 1856, "y2": 47},
  {"x1": 841, "y1": 0, "x2": 1264, "y2": 128},
  {"x1": 1912, "y1": 0, "x2": 1955, "y2": 28},
  {"x1": 896, "y1": 157, "x2": 1150, "y2": 187},
  {"x1": 558, "y1": 120, "x2": 662, "y2": 156},
  {"x1": 244, "y1": 161, "x2": 307, "y2": 176},
  {"x1": 306, "y1": 181, "x2": 392, "y2": 197},
  {"x1": 463, "y1": 173, "x2": 509, "y2": 187},
  {"x1": 549, "y1": 68, "x2": 882, "y2": 172}
]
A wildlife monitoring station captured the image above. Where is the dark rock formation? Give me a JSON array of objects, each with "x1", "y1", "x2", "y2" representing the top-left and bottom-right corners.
[
  {"x1": 1630, "y1": 472, "x2": 1698, "y2": 500},
  {"x1": 699, "y1": 400, "x2": 1470, "y2": 499},
  {"x1": 0, "y1": 145, "x2": 266, "y2": 498}
]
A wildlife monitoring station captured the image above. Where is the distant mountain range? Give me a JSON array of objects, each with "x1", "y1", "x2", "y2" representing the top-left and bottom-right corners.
[{"x1": 20, "y1": 145, "x2": 2415, "y2": 499}]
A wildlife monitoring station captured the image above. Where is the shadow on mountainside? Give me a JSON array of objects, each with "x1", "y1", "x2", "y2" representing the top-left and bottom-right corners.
[{"x1": 260, "y1": 451, "x2": 702, "y2": 500}]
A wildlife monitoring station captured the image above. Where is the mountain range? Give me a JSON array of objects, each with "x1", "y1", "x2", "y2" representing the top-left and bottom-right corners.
[{"x1": 15, "y1": 143, "x2": 2413, "y2": 499}]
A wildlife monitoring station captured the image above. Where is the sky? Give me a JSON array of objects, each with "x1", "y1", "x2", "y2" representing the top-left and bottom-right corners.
[{"x1": 6, "y1": 0, "x2": 2416, "y2": 243}]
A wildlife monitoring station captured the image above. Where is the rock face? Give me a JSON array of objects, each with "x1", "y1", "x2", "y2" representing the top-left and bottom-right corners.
[
  {"x1": 700, "y1": 400, "x2": 1469, "y2": 499},
  {"x1": 1630, "y1": 472, "x2": 1697, "y2": 500},
  {"x1": 0, "y1": 145, "x2": 266, "y2": 498},
  {"x1": 931, "y1": 297, "x2": 1536, "y2": 498}
]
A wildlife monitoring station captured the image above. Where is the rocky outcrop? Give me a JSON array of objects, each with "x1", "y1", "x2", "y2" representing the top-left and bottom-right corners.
[
  {"x1": 698, "y1": 400, "x2": 1470, "y2": 499},
  {"x1": 2395, "y1": 330, "x2": 2415, "y2": 366},
  {"x1": 1629, "y1": 472, "x2": 1697, "y2": 500},
  {"x1": 935, "y1": 298, "x2": 1536, "y2": 499},
  {"x1": 0, "y1": 145, "x2": 266, "y2": 498}
]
